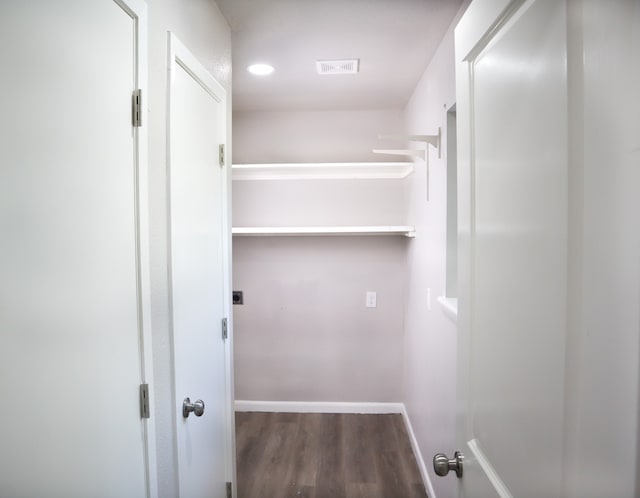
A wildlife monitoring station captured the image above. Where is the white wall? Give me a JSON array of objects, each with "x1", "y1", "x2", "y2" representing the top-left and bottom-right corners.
[
  {"x1": 401, "y1": 3, "x2": 469, "y2": 497},
  {"x1": 232, "y1": 109, "x2": 409, "y2": 403},
  {"x1": 233, "y1": 178, "x2": 406, "y2": 227},
  {"x1": 563, "y1": 1, "x2": 640, "y2": 496},
  {"x1": 234, "y1": 235, "x2": 407, "y2": 402},
  {"x1": 233, "y1": 109, "x2": 405, "y2": 163},
  {"x1": 146, "y1": 1, "x2": 231, "y2": 496}
]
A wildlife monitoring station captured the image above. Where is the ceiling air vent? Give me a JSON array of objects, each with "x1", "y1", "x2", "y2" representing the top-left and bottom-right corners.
[{"x1": 316, "y1": 59, "x2": 359, "y2": 75}]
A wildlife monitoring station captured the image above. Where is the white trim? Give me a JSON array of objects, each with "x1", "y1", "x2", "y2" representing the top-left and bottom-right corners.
[
  {"x1": 232, "y1": 162, "x2": 413, "y2": 181},
  {"x1": 234, "y1": 400, "x2": 404, "y2": 414},
  {"x1": 454, "y1": 0, "x2": 513, "y2": 59},
  {"x1": 401, "y1": 405, "x2": 437, "y2": 498},
  {"x1": 437, "y1": 296, "x2": 458, "y2": 323},
  {"x1": 169, "y1": 36, "x2": 226, "y2": 102},
  {"x1": 232, "y1": 225, "x2": 416, "y2": 238},
  {"x1": 113, "y1": 1, "x2": 157, "y2": 496},
  {"x1": 467, "y1": 439, "x2": 513, "y2": 498},
  {"x1": 219, "y1": 95, "x2": 235, "y2": 498}
]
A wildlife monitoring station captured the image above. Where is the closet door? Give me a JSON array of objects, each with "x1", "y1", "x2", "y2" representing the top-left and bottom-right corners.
[
  {"x1": 454, "y1": 0, "x2": 640, "y2": 496},
  {"x1": 454, "y1": 0, "x2": 568, "y2": 496},
  {"x1": 0, "y1": 1, "x2": 154, "y2": 496},
  {"x1": 167, "y1": 34, "x2": 232, "y2": 498}
]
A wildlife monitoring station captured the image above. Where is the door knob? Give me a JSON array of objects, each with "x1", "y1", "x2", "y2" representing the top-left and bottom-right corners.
[
  {"x1": 433, "y1": 451, "x2": 463, "y2": 478},
  {"x1": 182, "y1": 397, "x2": 205, "y2": 418}
]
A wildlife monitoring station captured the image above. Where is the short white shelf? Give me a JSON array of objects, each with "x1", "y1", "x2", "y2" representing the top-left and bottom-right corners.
[
  {"x1": 232, "y1": 226, "x2": 416, "y2": 238},
  {"x1": 232, "y1": 162, "x2": 414, "y2": 181}
]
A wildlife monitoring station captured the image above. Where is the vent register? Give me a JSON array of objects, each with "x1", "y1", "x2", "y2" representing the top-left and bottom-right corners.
[{"x1": 316, "y1": 59, "x2": 359, "y2": 75}]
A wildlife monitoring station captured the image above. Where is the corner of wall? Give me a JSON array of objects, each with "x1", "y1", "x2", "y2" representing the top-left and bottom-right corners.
[{"x1": 399, "y1": 3, "x2": 468, "y2": 496}]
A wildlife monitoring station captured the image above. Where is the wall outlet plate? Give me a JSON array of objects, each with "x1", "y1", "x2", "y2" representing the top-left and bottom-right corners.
[{"x1": 232, "y1": 291, "x2": 243, "y2": 305}]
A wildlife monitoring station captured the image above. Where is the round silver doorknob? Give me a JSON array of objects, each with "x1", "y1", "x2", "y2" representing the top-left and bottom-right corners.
[
  {"x1": 433, "y1": 451, "x2": 463, "y2": 478},
  {"x1": 182, "y1": 397, "x2": 205, "y2": 418}
]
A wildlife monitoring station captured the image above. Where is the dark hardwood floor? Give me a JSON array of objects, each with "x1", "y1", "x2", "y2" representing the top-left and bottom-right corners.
[{"x1": 235, "y1": 412, "x2": 428, "y2": 498}]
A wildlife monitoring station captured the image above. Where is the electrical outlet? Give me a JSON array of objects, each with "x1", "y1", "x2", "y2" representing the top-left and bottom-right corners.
[
  {"x1": 232, "y1": 291, "x2": 243, "y2": 305},
  {"x1": 366, "y1": 291, "x2": 377, "y2": 308}
]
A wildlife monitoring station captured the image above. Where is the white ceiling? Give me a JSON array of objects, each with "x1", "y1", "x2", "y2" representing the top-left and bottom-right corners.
[{"x1": 216, "y1": 0, "x2": 464, "y2": 112}]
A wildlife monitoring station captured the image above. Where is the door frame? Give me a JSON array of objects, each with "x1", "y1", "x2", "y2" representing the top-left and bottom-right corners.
[
  {"x1": 455, "y1": 0, "x2": 529, "y2": 495},
  {"x1": 165, "y1": 32, "x2": 234, "y2": 494},
  {"x1": 114, "y1": 0, "x2": 157, "y2": 496}
]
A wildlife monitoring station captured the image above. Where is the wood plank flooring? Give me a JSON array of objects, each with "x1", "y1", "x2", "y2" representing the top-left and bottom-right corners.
[{"x1": 235, "y1": 412, "x2": 428, "y2": 498}]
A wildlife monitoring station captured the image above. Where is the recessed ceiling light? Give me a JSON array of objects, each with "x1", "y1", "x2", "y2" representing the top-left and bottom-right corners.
[{"x1": 247, "y1": 63, "x2": 274, "y2": 76}]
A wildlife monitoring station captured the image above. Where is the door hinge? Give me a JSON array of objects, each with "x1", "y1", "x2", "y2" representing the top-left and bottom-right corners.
[
  {"x1": 226, "y1": 482, "x2": 232, "y2": 498},
  {"x1": 222, "y1": 317, "x2": 228, "y2": 340},
  {"x1": 132, "y1": 89, "x2": 142, "y2": 127},
  {"x1": 219, "y1": 144, "x2": 225, "y2": 167},
  {"x1": 140, "y1": 383, "x2": 150, "y2": 419}
]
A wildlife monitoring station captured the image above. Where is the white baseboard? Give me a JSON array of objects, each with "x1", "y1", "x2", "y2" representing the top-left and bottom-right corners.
[
  {"x1": 401, "y1": 404, "x2": 436, "y2": 498},
  {"x1": 234, "y1": 400, "x2": 404, "y2": 414}
]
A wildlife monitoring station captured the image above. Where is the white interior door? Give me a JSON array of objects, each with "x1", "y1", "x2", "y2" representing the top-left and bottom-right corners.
[
  {"x1": 454, "y1": 0, "x2": 640, "y2": 496},
  {"x1": 454, "y1": 0, "x2": 568, "y2": 496},
  {"x1": 167, "y1": 34, "x2": 231, "y2": 498},
  {"x1": 0, "y1": 1, "x2": 155, "y2": 497}
]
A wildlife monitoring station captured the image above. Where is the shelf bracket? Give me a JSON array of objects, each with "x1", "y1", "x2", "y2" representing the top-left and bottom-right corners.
[
  {"x1": 376, "y1": 128, "x2": 441, "y2": 159},
  {"x1": 374, "y1": 127, "x2": 442, "y2": 202}
]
